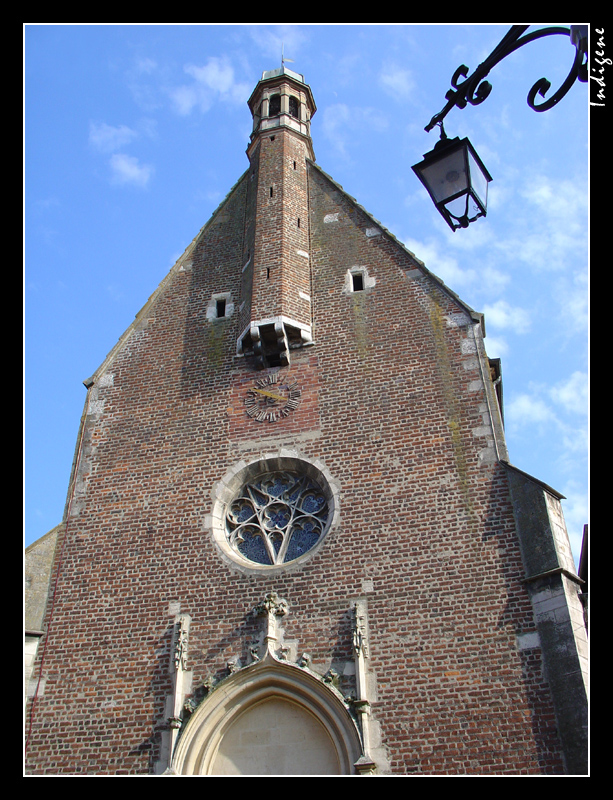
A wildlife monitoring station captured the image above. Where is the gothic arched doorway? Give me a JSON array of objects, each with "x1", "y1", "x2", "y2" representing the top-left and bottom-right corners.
[
  {"x1": 210, "y1": 695, "x2": 341, "y2": 775},
  {"x1": 171, "y1": 654, "x2": 362, "y2": 775}
]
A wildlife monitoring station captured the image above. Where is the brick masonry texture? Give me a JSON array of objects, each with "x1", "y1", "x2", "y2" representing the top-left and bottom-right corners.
[{"x1": 26, "y1": 102, "x2": 579, "y2": 774}]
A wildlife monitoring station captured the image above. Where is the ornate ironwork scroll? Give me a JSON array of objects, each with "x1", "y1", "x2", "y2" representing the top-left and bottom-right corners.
[{"x1": 425, "y1": 25, "x2": 588, "y2": 133}]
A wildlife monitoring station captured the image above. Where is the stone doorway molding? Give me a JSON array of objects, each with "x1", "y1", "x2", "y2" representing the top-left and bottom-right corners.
[{"x1": 170, "y1": 649, "x2": 363, "y2": 775}]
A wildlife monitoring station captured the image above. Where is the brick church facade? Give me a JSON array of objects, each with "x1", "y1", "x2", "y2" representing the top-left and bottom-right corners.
[{"x1": 25, "y1": 66, "x2": 588, "y2": 775}]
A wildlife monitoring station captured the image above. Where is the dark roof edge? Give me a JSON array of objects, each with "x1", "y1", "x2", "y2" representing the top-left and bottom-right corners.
[
  {"x1": 307, "y1": 159, "x2": 485, "y2": 334},
  {"x1": 501, "y1": 459, "x2": 566, "y2": 500}
]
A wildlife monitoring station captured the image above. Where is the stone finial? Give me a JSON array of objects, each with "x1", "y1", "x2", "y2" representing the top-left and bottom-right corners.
[{"x1": 255, "y1": 591, "x2": 289, "y2": 619}]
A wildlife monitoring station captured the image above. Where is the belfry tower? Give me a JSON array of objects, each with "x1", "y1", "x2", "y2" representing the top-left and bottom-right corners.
[
  {"x1": 25, "y1": 66, "x2": 588, "y2": 776},
  {"x1": 238, "y1": 67, "x2": 316, "y2": 369}
]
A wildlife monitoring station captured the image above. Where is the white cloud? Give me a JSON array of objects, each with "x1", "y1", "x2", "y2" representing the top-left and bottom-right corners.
[
  {"x1": 553, "y1": 269, "x2": 588, "y2": 334},
  {"x1": 242, "y1": 23, "x2": 312, "y2": 88},
  {"x1": 482, "y1": 335, "x2": 508, "y2": 359},
  {"x1": 521, "y1": 176, "x2": 580, "y2": 222},
  {"x1": 470, "y1": 171, "x2": 587, "y2": 296},
  {"x1": 403, "y1": 235, "x2": 483, "y2": 293},
  {"x1": 169, "y1": 57, "x2": 249, "y2": 116},
  {"x1": 480, "y1": 265, "x2": 510, "y2": 296},
  {"x1": 401, "y1": 215, "x2": 509, "y2": 298},
  {"x1": 170, "y1": 84, "x2": 201, "y2": 116},
  {"x1": 186, "y1": 60, "x2": 236, "y2": 95},
  {"x1": 506, "y1": 393, "x2": 556, "y2": 427},
  {"x1": 379, "y1": 64, "x2": 415, "y2": 100},
  {"x1": 482, "y1": 299, "x2": 531, "y2": 334},
  {"x1": 89, "y1": 122, "x2": 138, "y2": 154},
  {"x1": 126, "y1": 56, "x2": 164, "y2": 113},
  {"x1": 560, "y1": 481, "x2": 589, "y2": 526},
  {"x1": 514, "y1": 175, "x2": 587, "y2": 271},
  {"x1": 505, "y1": 371, "x2": 589, "y2": 463},
  {"x1": 550, "y1": 371, "x2": 589, "y2": 416},
  {"x1": 321, "y1": 104, "x2": 350, "y2": 144},
  {"x1": 322, "y1": 103, "x2": 388, "y2": 158},
  {"x1": 135, "y1": 57, "x2": 157, "y2": 75},
  {"x1": 109, "y1": 154, "x2": 153, "y2": 188},
  {"x1": 249, "y1": 24, "x2": 307, "y2": 61},
  {"x1": 559, "y1": 423, "x2": 589, "y2": 459}
]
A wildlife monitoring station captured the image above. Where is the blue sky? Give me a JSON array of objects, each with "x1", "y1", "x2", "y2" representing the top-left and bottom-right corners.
[{"x1": 24, "y1": 24, "x2": 589, "y2": 566}]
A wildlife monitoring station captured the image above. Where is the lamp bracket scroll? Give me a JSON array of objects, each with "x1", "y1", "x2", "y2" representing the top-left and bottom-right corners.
[{"x1": 425, "y1": 24, "x2": 588, "y2": 133}]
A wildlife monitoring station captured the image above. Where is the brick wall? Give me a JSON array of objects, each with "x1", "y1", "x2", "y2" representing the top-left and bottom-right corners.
[
  {"x1": 25, "y1": 135, "x2": 572, "y2": 775},
  {"x1": 249, "y1": 130, "x2": 312, "y2": 328}
]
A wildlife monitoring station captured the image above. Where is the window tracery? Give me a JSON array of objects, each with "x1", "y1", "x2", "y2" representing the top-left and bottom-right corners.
[{"x1": 225, "y1": 470, "x2": 329, "y2": 566}]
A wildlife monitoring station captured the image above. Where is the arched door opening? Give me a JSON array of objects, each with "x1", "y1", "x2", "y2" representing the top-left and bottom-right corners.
[
  {"x1": 211, "y1": 696, "x2": 341, "y2": 775},
  {"x1": 171, "y1": 654, "x2": 363, "y2": 776}
]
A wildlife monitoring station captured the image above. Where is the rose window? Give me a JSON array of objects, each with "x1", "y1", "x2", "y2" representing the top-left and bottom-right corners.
[{"x1": 225, "y1": 470, "x2": 330, "y2": 566}]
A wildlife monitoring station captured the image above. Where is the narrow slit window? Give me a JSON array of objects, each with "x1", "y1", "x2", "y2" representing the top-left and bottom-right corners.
[
  {"x1": 270, "y1": 187, "x2": 274, "y2": 198},
  {"x1": 216, "y1": 298, "x2": 227, "y2": 318}
]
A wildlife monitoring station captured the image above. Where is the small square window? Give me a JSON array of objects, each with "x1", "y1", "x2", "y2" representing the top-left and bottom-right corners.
[
  {"x1": 207, "y1": 293, "x2": 233, "y2": 321},
  {"x1": 352, "y1": 273, "x2": 364, "y2": 292},
  {"x1": 344, "y1": 267, "x2": 374, "y2": 295}
]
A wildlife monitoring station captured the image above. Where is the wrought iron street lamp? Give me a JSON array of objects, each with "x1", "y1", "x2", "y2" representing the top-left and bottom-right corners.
[
  {"x1": 413, "y1": 24, "x2": 588, "y2": 231},
  {"x1": 412, "y1": 126, "x2": 492, "y2": 231}
]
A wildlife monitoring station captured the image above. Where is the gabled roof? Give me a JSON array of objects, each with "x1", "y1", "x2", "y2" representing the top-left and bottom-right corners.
[
  {"x1": 83, "y1": 169, "x2": 251, "y2": 390},
  {"x1": 306, "y1": 159, "x2": 485, "y2": 335},
  {"x1": 83, "y1": 156, "x2": 487, "y2": 392}
]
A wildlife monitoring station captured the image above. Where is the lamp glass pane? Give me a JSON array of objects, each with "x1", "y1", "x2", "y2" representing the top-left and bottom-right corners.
[
  {"x1": 467, "y1": 149, "x2": 489, "y2": 210},
  {"x1": 443, "y1": 194, "x2": 470, "y2": 223},
  {"x1": 419, "y1": 147, "x2": 468, "y2": 204}
]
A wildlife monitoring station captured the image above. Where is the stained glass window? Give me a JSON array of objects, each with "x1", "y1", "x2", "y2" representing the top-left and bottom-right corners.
[{"x1": 225, "y1": 470, "x2": 329, "y2": 566}]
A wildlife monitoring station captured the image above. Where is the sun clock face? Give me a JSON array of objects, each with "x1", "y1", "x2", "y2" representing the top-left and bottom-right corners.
[{"x1": 244, "y1": 373, "x2": 301, "y2": 422}]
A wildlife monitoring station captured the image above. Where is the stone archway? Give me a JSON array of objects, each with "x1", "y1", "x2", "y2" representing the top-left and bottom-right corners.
[{"x1": 171, "y1": 653, "x2": 363, "y2": 776}]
